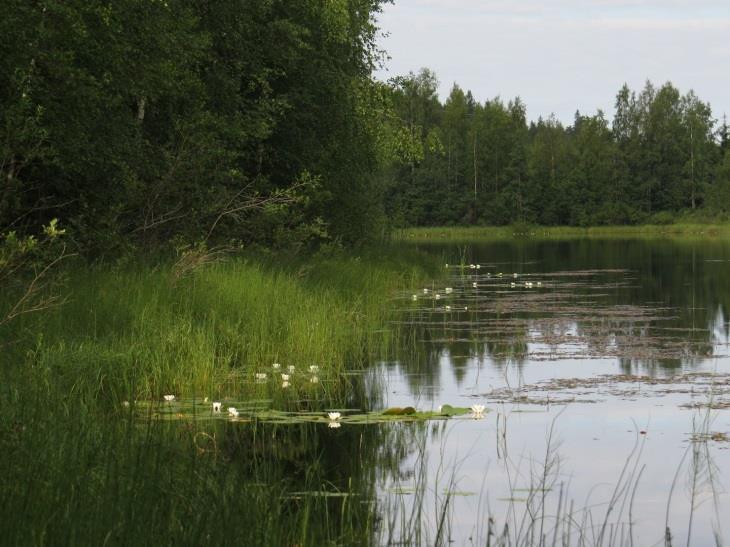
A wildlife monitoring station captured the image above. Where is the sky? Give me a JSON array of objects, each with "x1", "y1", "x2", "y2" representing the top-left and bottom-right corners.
[{"x1": 375, "y1": 0, "x2": 730, "y2": 124}]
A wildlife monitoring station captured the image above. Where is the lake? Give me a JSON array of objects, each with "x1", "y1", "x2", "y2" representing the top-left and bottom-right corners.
[
  {"x1": 145, "y1": 237, "x2": 730, "y2": 545},
  {"x1": 367, "y1": 238, "x2": 729, "y2": 545}
]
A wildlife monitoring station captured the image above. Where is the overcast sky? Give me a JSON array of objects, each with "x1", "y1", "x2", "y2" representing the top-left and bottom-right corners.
[{"x1": 375, "y1": 0, "x2": 730, "y2": 124}]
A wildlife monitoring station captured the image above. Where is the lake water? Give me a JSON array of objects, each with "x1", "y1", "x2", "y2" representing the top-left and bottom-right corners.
[
  {"x1": 367, "y1": 238, "x2": 730, "y2": 546},
  {"x1": 170, "y1": 238, "x2": 730, "y2": 545}
]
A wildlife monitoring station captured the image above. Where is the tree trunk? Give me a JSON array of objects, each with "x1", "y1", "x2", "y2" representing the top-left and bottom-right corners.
[{"x1": 137, "y1": 96, "x2": 146, "y2": 122}]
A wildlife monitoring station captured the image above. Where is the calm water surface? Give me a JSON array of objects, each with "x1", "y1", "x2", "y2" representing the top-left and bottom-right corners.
[{"x1": 370, "y1": 239, "x2": 730, "y2": 546}]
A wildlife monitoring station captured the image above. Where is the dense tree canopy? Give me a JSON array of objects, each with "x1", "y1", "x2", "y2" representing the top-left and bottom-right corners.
[
  {"x1": 3, "y1": 5, "x2": 730, "y2": 258},
  {"x1": 385, "y1": 69, "x2": 728, "y2": 227},
  {"x1": 1, "y1": 0, "x2": 389, "y2": 253}
]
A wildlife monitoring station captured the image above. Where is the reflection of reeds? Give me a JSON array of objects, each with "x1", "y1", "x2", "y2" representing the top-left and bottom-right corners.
[
  {"x1": 665, "y1": 373, "x2": 726, "y2": 547},
  {"x1": 380, "y1": 404, "x2": 725, "y2": 547}
]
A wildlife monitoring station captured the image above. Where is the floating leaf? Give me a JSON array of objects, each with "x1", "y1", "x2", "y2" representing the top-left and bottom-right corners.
[
  {"x1": 382, "y1": 407, "x2": 417, "y2": 416},
  {"x1": 438, "y1": 404, "x2": 471, "y2": 417}
]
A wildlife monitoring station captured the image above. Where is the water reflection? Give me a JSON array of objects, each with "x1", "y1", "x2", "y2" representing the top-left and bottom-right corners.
[
  {"x1": 392, "y1": 239, "x2": 730, "y2": 391},
  {"x1": 194, "y1": 238, "x2": 730, "y2": 546},
  {"x1": 375, "y1": 238, "x2": 730, "y2": 546}
]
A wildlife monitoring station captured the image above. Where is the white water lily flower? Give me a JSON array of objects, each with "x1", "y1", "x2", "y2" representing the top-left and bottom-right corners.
[
  {"x1": 272, "y1": 363, "x2": 281, "y2": 370},
  {"x1": 255, "y1": 372, "x2": 267, "y2": 381},
  {"x1": 213, "y1": 402, "x2": 222, "y2": 413},
  {"x1": 281, "y1": 373, "x2": 290, "y2": 381},
  {"x1": 445, "y1": 263, "x2": 449, "y2": 268},
  {"x1": 122, "y1": 401, "x2": 130, "y2": 407},
  {"x1": 288, "y1": 365, "x2": 296, "y2": 373},
  {"x1": 464, "y1": 306, "x2": 468, "y2": 311},
  {"x1": 412, "y1": 294, "x2": 418, "y2": 301},
  {"x1": 537, "y1": 282, "x2": 542, "y2": 287},
  {"x1": 476, "y1": 264, "x2": 481, "y2": 269},
  {"x1": 445, "y1": 305, "x2": 451, "y2": 311},
  {"x1": 469, "y1": 264, "x2": 475, "y2": 269},
  {"x1": 309, "y1": 365, "x2": 319, "y2": 373},
  {"x1": 497, "y1": 272, "x2": 503, "y2": 277},
  {"x1": 310, "y1": 376, "x2": 319, "y2": 384},
  {"x1": 328, "y1": 421, "x2": 342, "y2": 429},
  {"x1": 228, "y1": 407, "x2": 239, "y2": 417},
  {"x1": 204, "y1": 397, "x2": 209, "y2": 403},
  {"x1": 423, "y1": 288, "x2": 429, "y2": 294},
  {"x1": 435, "y1": 293, "x2": 440, "y2": 299},
  {"x1": 472, "y1": 282, "x2": 477, "y2": 288},
  {"x1": 328, "y1": 412, "x2": 342, "y2": 421},
  {"x1": 471, "y1": 404, "x2": 486, "y2": 416},
  {"x1": 163, "y1": 395, "x2": 175, "y2": 402},
  {"x1": 510, "y1": 282, "x2": 516, "y2": 287},
  {"x1": 513, "y1": 273, "x2": 518, "y2": 278},
  {"x1": 282, "y1": 381, "x2": 290, "y2": 389},
  {"x1": 445, "y1": 287, "x2": 453, "y2": 293}
]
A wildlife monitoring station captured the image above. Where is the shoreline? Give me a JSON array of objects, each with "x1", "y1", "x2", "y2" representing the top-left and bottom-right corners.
[{"x1": 396, "y1": 224, "x2": 730, "y2": 241}]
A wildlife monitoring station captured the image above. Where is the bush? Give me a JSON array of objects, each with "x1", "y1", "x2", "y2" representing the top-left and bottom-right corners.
[{"x1": 648, "y1": 211, "x2": 676, "y2": 225}]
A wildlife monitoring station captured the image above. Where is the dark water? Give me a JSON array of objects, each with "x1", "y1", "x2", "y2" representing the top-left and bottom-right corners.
[{"x1": 373, "y1": 238, "x2": 730, "y2": 546}]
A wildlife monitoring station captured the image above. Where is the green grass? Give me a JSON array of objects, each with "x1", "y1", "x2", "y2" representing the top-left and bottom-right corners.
[
  {"x1": 2, "y1": 248, "x2": 436, "y2": 403},
  {"x1": 0, "y1": 247, "x2": 438, "y2": 545},
  {"x1": 396, "y1": 223, "x2": 730, "y2": 242}
]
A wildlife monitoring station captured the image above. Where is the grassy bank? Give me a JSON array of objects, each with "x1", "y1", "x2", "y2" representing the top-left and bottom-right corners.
[
  {"x1": 0, "y1": 247, "x2": 437, "y2": 545},
  {"x1": 397, "y1": 224, "x2": 730, "y2": 242},
  {"x1": 2, "y1": 249, "x2": 437, "y2": 402}
]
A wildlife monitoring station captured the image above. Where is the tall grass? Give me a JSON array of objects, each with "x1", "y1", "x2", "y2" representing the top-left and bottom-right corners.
[
  {"x1": 2, "y1": 249, "x2": 435, "y2": 404},
  {"x1": 0, "y1": 248, "x2": 437, "y2": 545}
]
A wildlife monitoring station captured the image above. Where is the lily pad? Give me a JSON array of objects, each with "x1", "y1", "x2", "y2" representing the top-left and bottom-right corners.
[
  {"x1": 137, "y1": 399, "x2": 488, "y2": 426},
  {"x1": 381, "y1": 407, "x2": 417, "y2": 415},
  {"x1": 438, "y1": 404, "x2": 472, "y2": 417}
]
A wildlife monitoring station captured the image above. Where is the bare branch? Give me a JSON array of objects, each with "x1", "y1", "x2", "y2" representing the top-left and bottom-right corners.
[
  {"x1": 1, "y1": 246, "x2": 74, "y2": 327},
  {"x1": 205, "y1": 180, "x2": 307, "y2": 241}
]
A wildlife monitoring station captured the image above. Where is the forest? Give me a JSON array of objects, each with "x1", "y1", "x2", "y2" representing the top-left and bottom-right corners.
[
  {"x1": 385, "y1": 69, "x2": 730, "y2": 227},
  {"x1": 3, "y1": 2, "x2": 730, "y2": 262}
]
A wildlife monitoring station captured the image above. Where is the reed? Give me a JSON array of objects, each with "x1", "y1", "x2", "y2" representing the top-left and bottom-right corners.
[{"x1": 0, "y1": 247, "x2": 437, "y2": 545}]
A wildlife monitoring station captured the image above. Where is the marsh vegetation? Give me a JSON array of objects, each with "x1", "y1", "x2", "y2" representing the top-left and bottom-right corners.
[{"x1": 3, "y1": 236, "x2": 730, "y2": 545}]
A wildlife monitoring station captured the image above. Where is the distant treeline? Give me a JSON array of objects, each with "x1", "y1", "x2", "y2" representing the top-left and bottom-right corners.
[
  {"x1": 384, "y1": 69, "x2": 730, "y2": 227},
  {"x1": 3, "y1": 3, "x2": 730, "y2": 257}
]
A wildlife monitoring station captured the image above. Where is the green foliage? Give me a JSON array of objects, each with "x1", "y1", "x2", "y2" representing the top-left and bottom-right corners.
[
  {"x1": 648, "y1": 211, "x2": 676, "y2": 225},
  {"x1": 385, "y1": 73, "x2": 725, "y2": 228},
  {"x1": 1, "y1": 219, "x2": 69, "y2": 326},
  {"x1": 1, "y1": 1, "x2": 390, "y2": 254},
  {"x1": 0, "y1": 246, "x2": 437, "y2": 544}
]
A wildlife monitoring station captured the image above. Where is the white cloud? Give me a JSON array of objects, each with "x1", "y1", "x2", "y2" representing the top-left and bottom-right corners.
[{"x1": 376, "y1": 1, "x2": 730, "y2": 122}]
